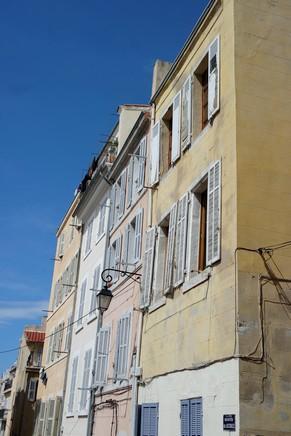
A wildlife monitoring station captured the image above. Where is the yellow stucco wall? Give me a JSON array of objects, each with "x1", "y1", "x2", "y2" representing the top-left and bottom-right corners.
[
  {"x1": 141, "y1": 0, "x2": 238, "y2": 380},
  {"x1": 235, "y1": 0, "x2": 291, "y2": 433}
]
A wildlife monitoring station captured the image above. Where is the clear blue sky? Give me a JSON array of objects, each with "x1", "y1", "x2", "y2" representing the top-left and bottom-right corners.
[{"x1": 0, "y1": 0, "x2": 209, "y2": 373}]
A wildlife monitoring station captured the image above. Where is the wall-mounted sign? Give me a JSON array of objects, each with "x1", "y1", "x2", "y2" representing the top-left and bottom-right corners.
[{"x1": 223, "y1": 414, "x2": 236, "y2": 431}]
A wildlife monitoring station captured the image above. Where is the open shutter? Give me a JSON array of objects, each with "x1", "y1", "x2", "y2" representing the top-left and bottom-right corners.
[
  {"x1": 68, "y1": 356, "x2": 78, "y2": 413},
  {"x1": 119, "y1": 170, "x2": 127, "y2": 218},
  {"x1": 45, "y1": 398, "x2": 55, "y2": 436},
  {"x1": 65, "y1": 313, "x2": 73, "y2": 351},
  {"x1": 80, "y1": 349, "x2": 92, "y2": 411},
  {"x1": 90, "y1": 265, "x2": 100, "y2": 315},
  {"x1": 47, "y1": 333, "x2": 53, "y2": 364},
  {"x1": 141, "y1": 403, "x2": 159, "y2": 436},
  {"x1": 140, "y1": 227, "x2": 156, "y2": 308},
  {"x1": 95, "y1": 327, "x2": 110, "y2": 384},
  {"x1": 122, "y1": 224, "x2": 130, "y2": 268},
  {"x1": 134, "y1": 208, "x2": 143, "y2": 262},
  {"x1": 127, "y1": 158, "x2": 134, "y2": 208},
  {"x1": 171, "y1": 92, "x2": 181, "y2": 163},
  {"x1": 77, "y1": 280, "x2": 86, "y2": 326},
  {"x1": 190, "y1": 397, "x2": 203, "y2": 436},
  {"x1": 181, "y1": 77, "x2": 192, "y2": 149},
  {"x1": 150, "y1": 122, "x2": 160, "y2": 186},
  {"x1": 116, "y1": 313, "x2": 131, "y2": 378},
  {"x1": 114, "y1": 236, "x2": 122, "y2": 281},
  {"x1": 52, "y1": 397, "x2": 62, "y2": 436},
  {"x1": 38, "y1": 401, "x2": 46, "y2": 436},
  {"x1": 152, "y1": 227, "x2": 167, "y2": 303},
  {"x1": 208, "y1": 36, "x2": 220, "y2": 119},
  {"x1": 174, "y1": 194, "x2": 188, "y2": 287},
  {"x1": 72, "y1": 251, "x2": 80, "y2": 286},
  {"x1": 109, "y1": 185, "x2": 116, "y2": 230},
  {"x1": 206, "y1": 161, "x2": 221, "y2": 265},
  {"x1": 164, "y1": 203, "x2": 177, "y2": 295},
  {"x1": 188, "y1": 194, "x2": 201, "y2": 276},
  {"x1": 137, "y1": 136, "x2": 147, "y2": 192},
  {"x1": 181, "y1": 400, "x2": 190, "y2": 436}
]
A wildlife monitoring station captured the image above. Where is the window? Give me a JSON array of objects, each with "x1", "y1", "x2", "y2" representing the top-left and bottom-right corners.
[
  {"x1": 37, "y1": 402, "x2": 46, "y2": 435},
  {"x1": 180, "y1": 397, "x2": 203, "y2": 436},
  {"x1": 45, "y1": 399, "x2": 55, "y2": 435},
  {"x1": 97, "y1": 199, "x2": 107, "y2": 239},
  {"x1": 140, "y1": 227, "x2": 156, "y2": 308},
  {"x1": 53, "y1": 251, "x2": 79, "y2": 311},
  {"x1": 69, "y1": 216, "x2": 78, "y2": 243},
  {"x1": 51, "y1": 322, "x2": 64, "y2": 362},
  {"x1": 89, "y1": 265, "x2": 100, "y2": 317},
  {"x1": 95, "y1": 327, "x2": 110, "y2": 384},
  {"x1": 85, "y1": 219, "x2": 93, "y2": 256},
  {"x1": 122, "y1": 209, "x2": 143, "y2": 268},
  {"x1": 127, "y1": 137, "x2": 147, "y2": 207},
  {"x1": 149, "y1": 122, "x2": 160, "y2": 186},
  {"x1": 115, "y1": 313, "x2": 131, "y2": 379},
  {"x1": 68, "y1": 356, "x2": 78, "y2": 414},
  {"x1": 64, "y1": 313, "x2": 73, "y2": 352},
  {"x1": 181, "y1": 77, "x2": 192, "y2": 150},
  {"x1": 140, "y1": 403, "x2": 159, "y2": 436},
  {"x1": 109, "y1": 236, "x2": 122, "y2": 282},
  {"x1": 36, "y1": 350, "x2": 42, "y2": 367},
  {"x1": 160, "y1": 106, "x2": 173, "y2": 175},
  {"x1": 80, "y1": 349, "x2": 92, "y2": 411},
  {"x1": 27, "y1": 378, "x2": 38, "y2": 402},
  {"x1": 57, "y1": 233, "x2": 65, "y2": 258},
  {"x1": 77, "y1": 280, "x2": 87, "y2": 327}
]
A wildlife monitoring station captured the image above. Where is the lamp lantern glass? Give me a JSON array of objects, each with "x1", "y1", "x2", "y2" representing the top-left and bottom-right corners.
[{"x1": 96, "y1": 285, "x2": 113, "y2": 313}]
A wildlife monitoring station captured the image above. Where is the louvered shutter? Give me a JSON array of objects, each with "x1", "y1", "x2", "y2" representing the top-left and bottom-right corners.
[
  {"x1": 56, "y1": 322, "x2": 64, "y2": 359},
  {"x1": 85, "y1": 219, "x2": 93, "y2": 255},
  {"x1": 68, "y1": 356, "x2": 78, "y2": 413},
  {"x1": 114, "y1": 236, "x2": 122, "y2": 281},
  {"x1": 90, "y1": 265, "x2": 100, "y2": 315},
  {"x1": 189, "y1": 194, "x2": 201, "y2": 276},
  {"x1": 127, "y1": 158, "x2": 134, "y2": 208},
  {"x1": 58, "y1": 233, "x2": 65, "y2": 257},
  {"x1": 122, "y1": 224, "x2": 130, "y2": 268},
  {"x1": 174, "y1": 194, "x2": 188, "y2": 287},
  {"x1": 109, "y1": 185, "x2": 116, "y2": 230},
  {"x1": 181, "y1": 77, "x2": 192, "y2": 149},
  {"x1": 51, "y1": 327, "x2": 58, "y2": 362},
  {"x1": 171, "y1": 92, "x2": 181, "y2": 163},
  {"x1": 206, "y1": 161, "x2": 221, "y2": 265},
  {"x1": 80, "y1": 349, "x2": 92, "y2": 410},
  {"x1": 116, "y1": 313, "x2": 131, "y2": 378},
  {"x1": 98, "y1": 202, "x2": 106, "y2": 237},
  {"x1": 150, "y1": 122, "x2": 160, "y2": 186},
  {"x1": 181, "y1": 400, "x2": 190, "y2": 436},
  {"x1": 65, "y1": 313, "x2": 73, "y2": 351},
  {"x1": 152, "y1": 227, "x2": 167, "y2": 303},
  {"x1": 52, "y1": 397, "x2": 62, "y2": 436},
  {"x1": 164, "y1": 203, "x2": 178, "y2": 294},
  {"x1": 38, "y1": 401, "x2": 46, "y2": 436},
  {"x1": 72, "y1": 251, "x2": 79, "y2": 286},
  {"x1": 45, "y1": 398, "x2": 55, "y2": 436},
  {"x1": 119, "y1": 170, "x2": 127, "y2": 218},
  {"x1": 134, "y1": 208, "x2": 143, "y2": 262},
  {"x1": 47, "y1": 333, "x2": 53, "y2": 364},
  {"x1": 190, "y1": 398, "x2": 203, "y2": 436},
  {"x1": 140, "y1": 227, "x2": 156, "y2": 308},
  {"x1": 95, "y1": 327, "x2": 110, "y2": 384},
  {"x1": 77, "y1": 280, "x2": 86, "y2": 326},
  {"x1": 208, "y1": 36, "x2": 220, "y2": 119},
  {"x1": 137, "y1": 136, "x2": 147, "y2": 192},
  {"x1": 141, "y1": 403, "x2": 159, "y2": 436}
]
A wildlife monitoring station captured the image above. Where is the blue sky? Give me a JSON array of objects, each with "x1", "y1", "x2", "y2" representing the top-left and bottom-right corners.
[{"x1": 0, "y1": 0, "x2": 209, "y2": 373}]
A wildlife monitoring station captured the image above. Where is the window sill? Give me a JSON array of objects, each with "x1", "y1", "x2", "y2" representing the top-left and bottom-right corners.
[
  {"x1": 149, "y1": 297, "x2": 166, "y2": 313},
  {"x1": 181, "y1": 268, "x2": 211, "y2": 294},
  {"x1": 87, "y1": 313, "x2": 97, "y2": 325},
  {"x1": 75, "y1": 324, "x2": 84, "y2": 334}
]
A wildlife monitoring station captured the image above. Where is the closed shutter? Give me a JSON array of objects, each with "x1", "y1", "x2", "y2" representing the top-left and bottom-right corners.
[
  {"x1": 122, "y1": 224, "x2": 130, "y2": 268},
  {"x1": 45, "y1": 398, "x2": 55, "y2": 436},
  {"x1": 85, "y1": 219, "x2": 93, "y2": 255},
  {"x1": 152, "y1": 227, "x2": 167, "y2": 303},
  {"x1": 141, "y1": 403, "x2": 159, "y2": 436},
  {"x1": 115, "y1": 313, "x2": 131, "y2": 378},
  {"x1": 174, "y1": 194, "x2": 188, "y2": 287},
  {"x1": 72, "y1": 251, "x2": 79, "y2": 286},
  {"x1": 65, "y1": 313, "x2": 73, "y2": 351},
  {"x1": 80, "y1": 349, "x2": 92, "y2": 411},
  {"x1": 51, "y1": 327, "x2": 58, "y2": 362},
  {"x1": 140, "y1": 227, "x2": 156, "y2": 308},
  {"x1": 188, "y1": 193, "x2": 201, "y2": 277},
  {"x1": 98, "y1": 202, "x2": 106, "y2": 237},
  {"x1": 38, "y1": 401, "x2": 46, "y2": 436},
  {"x1": 208, "y1": 36, "x2": 220, "y2": 119},
  {"x1": 114, "y1": 236, "x2": 122, "y2": 281},
  {"x1": 206, "y1": 160, "x2": 221, "y2": 265},
  {"x1": 47, "y1": 333, "x2": 54, "y2": 364},
  {"x1": 68, "y1": 356, "x2": 78, "y2": 413},
  {"x1": 181, "y1": 77, "x2": 192, "y2": 150},
  {"x1": 127, "y1": 158, "x2": 134, "y2": 208},
  {"x1": 150, "y1": 122, "x2": 160, "y2": 186},
  {"x1": 137, "y1": 136, "x2": 147, "y2": 192},
  {"x1": 58, "y1": 233, "x2": 65, "y2": 257},
  {"x1": 56, "y1": 322, "x2": 64, "y2": 359},
  {"x1": 181, "y1": 400, "x2": 190, "y2": 436},
  {"x1": 171, "y1": 92, "x2": 181, "y2": 163},
  {"x1": 190, "y1": 398, "x2": 203, "y2": 436},
  {"x1": 77, "y1": 280, "x2": 87, "y2": 326},
  {"x1": 90, "y1": 265, "x2": 100, "y2": 315},
  {"x1": 109, "y1": 185, "x2": 116, "y2": 230},
  {"x1": 134, "y1": 208, "x2": 143, "y2": 262},
  {"x1": 164, "y1": 203, "x2": 177, "y2": 294},
  {"x1": 95, "y1": 327, "x2": 110, "y2": 384},
  {"x1": 52, "y1": 397, "x2": 62, "y2": 436},
  {"x1": 119, "y1": 170, "x2": 127, "y2": 218}
]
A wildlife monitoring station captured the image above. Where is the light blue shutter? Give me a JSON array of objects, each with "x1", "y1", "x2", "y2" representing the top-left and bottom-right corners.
[
  {"x1": 141, "y1": 403, "x2": 159, "y2": 436},
  {"x1": 190, "y1": 398, "x2": 203, "y2": 436},
  {"x1": 181, "y1": 400, "x2": 190, "y2": 436}
]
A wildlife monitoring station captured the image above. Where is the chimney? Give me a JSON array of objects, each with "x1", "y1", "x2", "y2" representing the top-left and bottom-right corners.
[{"x1": 151, "y1": 59, "x2": 172, "y2": 98}]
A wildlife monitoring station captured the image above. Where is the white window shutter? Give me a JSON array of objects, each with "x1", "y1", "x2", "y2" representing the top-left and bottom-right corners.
[
  {"x1": 122, "y1": 224, "x2": 130, "y2": 268},
  {"x1": 90, "y1": 265, "x2": 100, "y2": 314},
  {"x1": 208, "y1": 36, "x2": 220, "y2": 119},
  {"x1": 109, "y1": 185, "x2": 116, "y2": 230},
  {"x1": 181, "y1": 77, "x2": 192, "y2": 149},
  {"x1": 77, "y1": 280, "x2": 86, "y2": 326},
  {"x1": 174, "y1": 194, "x2": 188, "y2": 287},
  {"x1": 171, "y1": 92, "x2": 181, "y2": 163},
  {"x1": 38, "y1": 401, "x2": 46, "y2": 435},
  {"x1": 140, "y1": 227, "x2": 156, "y2": 308},
  {"x1": 68, "y1": 356, "x2": 78, "y2": 413},
  {"x1": 95, "y1": 327, "x2": 110, "y2": 384},
  {"x1": 137, "y1": 136, "x2": 147, "y2": 192},
  {"x1": 127, "y1": 158, "x2": 134, "y2": 208},
  {"x1": 114, "y1": 236, "x2": 122, "y2": 281},
  {"x1": 206, "y1": 160, "x2": 221, "y2": 265},
  {"x1": 188, "y1": 193, "x2": 201, "y2": 277},
  {"x1": 119, "y1": 170, "x2": 127, "y2": 218},
  {"x1": 72, "y1": 251, "x2": 79, "y2": 286},
  {"x1": 164, "y1": 203, "x2": 178, "y2": 295},
  {"x1": 45, "y1": 399, "x2": 55, "y2": 436},
  {"x1": 52, "y1": 397, "x2": 62, "y2": 436},
  {"x1": 80, "y1": 349, "x2": 92, "y2": 411},
  {"x1": 134, "y1": 208, "x2": 143, "y2": 262},
  {"x1": 152, "y1": 227, "x2": 167, "y2": 303},
  {"x1": 116, "y1": 313, "x2": 131, "y2": 378},
  {"x1": 47, "y1": 334, "x2": 53, "y2": 364},
  {"x1": 150, "y1": 122, "x2": 160, "y2": 186}
]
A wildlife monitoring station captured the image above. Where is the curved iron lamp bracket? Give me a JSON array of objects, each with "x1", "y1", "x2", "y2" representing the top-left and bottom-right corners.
[{"x1": 101, "y1": 268, "x2": 141, "y2": 285}]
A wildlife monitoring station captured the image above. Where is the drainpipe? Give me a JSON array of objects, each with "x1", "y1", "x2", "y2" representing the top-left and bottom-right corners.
[{"x1": 130, "y1": 309, "x2": 143, "y2": 436}]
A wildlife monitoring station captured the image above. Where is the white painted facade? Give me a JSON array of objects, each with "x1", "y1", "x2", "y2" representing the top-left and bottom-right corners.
[
  {"x1": 61, "y1": 179, "x2": 110, "y2": 436},
  {"x1": 138, "y1": 359, "x2": 239, "y2": 436}
]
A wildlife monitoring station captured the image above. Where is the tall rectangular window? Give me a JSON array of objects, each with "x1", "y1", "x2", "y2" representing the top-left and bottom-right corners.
[
  {"x1": 140, "y1": 403, "x2": 159, "y2": 436},
  {"x1": 180, "y1": 397, "x2": 203, "y2": 436},
  {"x1": 68, "y1": 356, "x2": 78, "y2": 414},
  {"x1": 95, "y1": 327, "x2": 110, "y2": 384},
  {"x1": 80, "y1": 349, "x2": 92, "y2": 411},
  {"x1": 89, "y1": 265, "x2": 100, "y2": 317},
  {"x1": 115, "y1": 313, "x2": 131, "y2": 379},
  {"x1": 85, "y1": 219, "x2": 93, "y2": 256},
  {"x1": 77, "y1": 280, "x2": 87, "y2": 327}
]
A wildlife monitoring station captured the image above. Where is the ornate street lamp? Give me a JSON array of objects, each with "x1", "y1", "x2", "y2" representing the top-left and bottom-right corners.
[{"x1": 96, "y1": 283, "x2": 113, "y2": 314}]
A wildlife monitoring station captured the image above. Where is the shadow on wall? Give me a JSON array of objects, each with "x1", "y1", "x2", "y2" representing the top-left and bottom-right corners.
[{"x1": 10, "y1": 390, "x2": 36, "y2": 436}]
